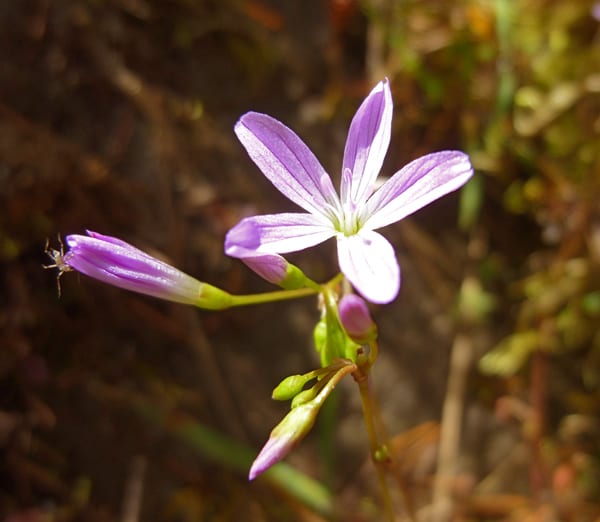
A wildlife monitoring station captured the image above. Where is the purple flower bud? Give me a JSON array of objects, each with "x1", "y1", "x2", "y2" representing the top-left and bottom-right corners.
[
  {"x1": 240, "y1": 252, "x2": 289, "y2": 285},
  {"x1": 250, "y1": 360, "x2": 356, "y2": 479},
  {"x1": 64, "y1": 231, "x2": 233, "y2": 309},
  {"x1": 227, "y1": 239, "x2": 313, "y2": 290},
  {"x1": 339, "y1": 294, "x2": 377, "y2": 343},
  {"x1": 249, "y1": 401, "x2": 319, "y2": 480}
]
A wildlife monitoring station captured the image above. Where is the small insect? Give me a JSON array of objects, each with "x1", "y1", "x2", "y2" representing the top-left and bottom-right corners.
[{"x1": 44, "y1": 235, "x2": 73, "y2": 297}]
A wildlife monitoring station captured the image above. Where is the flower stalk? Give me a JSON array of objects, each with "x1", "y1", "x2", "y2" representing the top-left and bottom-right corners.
[
  {"x1": 227, "y1": 287, "x2": 318, "y2": 307},
  {"x1": 351, "y1": 351, "x2": 396, "y2": 522}
]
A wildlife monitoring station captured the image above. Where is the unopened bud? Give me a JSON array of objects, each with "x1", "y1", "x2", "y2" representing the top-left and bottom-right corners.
[
  {"x1": 225, "y1": 221, "x2": 316, "y2": 289},
  {"x1": 338, "y1": 294, "x2": 377, "y2": 343},
  {"x1": 64, "y1": 231, "x2": 233, "y2": 309},
  {"x1": 249, "y1": 401, "x2": 319, "y2": 480},
  {"x1": 272, "y1": 373, "x2": 315, "y2": 401},
  {"x1": 240, "y1": 253, "x2": 311, "y2": 290}
]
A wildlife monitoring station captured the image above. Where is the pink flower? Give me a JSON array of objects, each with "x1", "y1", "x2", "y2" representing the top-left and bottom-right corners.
[{"x1": 225, "y1": 79, "x2": 473, "y2": 303}]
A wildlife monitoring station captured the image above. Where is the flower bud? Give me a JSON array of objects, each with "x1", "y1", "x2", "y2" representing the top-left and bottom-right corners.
[
  {"x1": 225, "y1": 221, "x2": 316, "y2": 289},
  {"x1": 232, "y1": 249, "x2": 314, "y2": 290},
  {"x1": 272, "y1": 373, "x2": 315, "y2": 401},
  {"x1": 250, "y1": 360, "x2": 356, "y2": 480},
  {"x1": 338, "y1": 294, "x2": 377, "y2": 343},
  {"x1": 64, "y1": 231, "x2": 233, "y2": 309},
  {"x1": 240, "y1": 252, "x2": 310, "y2": 290},
  {"x1": 249, "y1": 401, "x2": 319, "y2": 480}
]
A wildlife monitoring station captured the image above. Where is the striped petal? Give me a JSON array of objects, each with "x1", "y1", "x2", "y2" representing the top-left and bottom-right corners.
[
  {"x1": 364, "y1": 151, "x2": 473, "y2": 231},
  {"x1": 225, "y1": 213, "x2": 335, "y2": 256},
  {"x1": 235, "y1": 113, "x2": 339, "y2": 218},
  {"x1": 341, "y1": 79, "x2": 393, "y2": 207},
  {"x1": 65, "y1": 232, "x2": 208, "y2": 306}
]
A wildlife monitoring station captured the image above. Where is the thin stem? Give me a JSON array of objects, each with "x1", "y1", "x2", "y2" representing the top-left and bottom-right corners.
[
  {"x1": 529, "y1": 349, "x2": 548, "y2": 499},
  {"x1": 366, "y1": 340, "x2": 379, "y2": 370},
  {"x1": 355, "y1": 370, "x2": 396, "y2": 522},
  {"x1": 315, "y1": 362, "x2": 357, "y2": 406},
  {"x1": 227, "y1": 273, "x2": 345, "y2": 308},
  {"x1": 228, "y1": 286, "x2": 318, "y2": 307}
]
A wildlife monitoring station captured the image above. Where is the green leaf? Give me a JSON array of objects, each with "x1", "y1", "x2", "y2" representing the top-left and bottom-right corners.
[
  {"x1": 134, "y1": 403, "x2": 333, "y2": 515},
  {"x1": 582, "y1": 292, "x2": 600, "y2": 316},
  {"x1": 458, "y1": 174, "x2": 484, "y2": 231},
  {"x1": 479, "y1": 330, "x2": 540, "y2": 376},
  {"x1": 457, "y1": 276, "x2": 497, "y2": 324}
]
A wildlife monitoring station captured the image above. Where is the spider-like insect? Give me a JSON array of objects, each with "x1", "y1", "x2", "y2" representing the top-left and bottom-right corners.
[{"x1": 44, "y1": 235, "x2": 73, "y2": 297}]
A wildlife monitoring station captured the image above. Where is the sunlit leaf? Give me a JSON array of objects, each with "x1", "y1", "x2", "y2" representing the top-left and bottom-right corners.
[{"x1": 479, "y1": 330, "x2": 540, "y2": 376}]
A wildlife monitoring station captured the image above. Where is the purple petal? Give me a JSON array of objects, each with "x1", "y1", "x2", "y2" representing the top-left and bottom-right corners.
[
  {"x1": 248, "y1": 434, "x2": 289, "y2": 480},
  {"x1": 341, "y1": 79, "x2": 393, "y2": 207},
  {"x1": 338, "y1": 294, "x2": 375, "y2": 342},
  {"x1": 364, "y1": 151, "x2": 474, "y2": 230},
  {"x1": 65, "y1": 232, "x2": 204, "y2": 305},
  {"x1": 225, "y1": 213, "x2": 335, "y2": 255},
  {"x1": 337, "y1": 231, "x2": 400, "y2": 304},
  {"x1": 235, "y1": 112, "x2": 340, "y2": 217},
  {"x1": 85, "y1": 230, "x2": 135, "y2": 248},
  {"x1": 242, "y1": 255, "x2": 289, "y2": 285},
  {"x1": 249, "y1": 401, "x2": 319, "y2": 480},
  {"x1": 229, "y1": 247, "x2": 289, "y2": 285}
]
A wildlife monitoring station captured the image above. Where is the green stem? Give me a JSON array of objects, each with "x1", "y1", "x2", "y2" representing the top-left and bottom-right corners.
[
  {"x1": 367, "y1": 340, "x2": 379, "y2": 370},
  {"x1": 316, "y1": 362, "x2": 357, "y2": 406},
  {"x1": 228, "y1": 286, "x2": 319, "y2": 307},
  {"x1": 225, "y1": 273, "x2": 346, "y2": 308},
  {"x1": 355, "y1": 370, "x2": 395, "y2": 522}
]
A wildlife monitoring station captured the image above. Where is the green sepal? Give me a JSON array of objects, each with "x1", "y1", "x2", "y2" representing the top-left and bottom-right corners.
[
  {"x1": 197, "y1": 283, "x2": 234, "y2": 310},
  {"x1": 279, "y1": 263, "x2": 314, "y2": 290},
  {"x1": 342, "y1": 336, "x2": 360, "y2": 362},
  {"x1": 291, "y1": 387, "x2": 319, "y2": 409}
]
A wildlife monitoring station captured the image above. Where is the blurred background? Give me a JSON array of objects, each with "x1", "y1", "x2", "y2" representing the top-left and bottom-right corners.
[{"x1": 1, "y1": 0, "x2": 599, "y2": 520}]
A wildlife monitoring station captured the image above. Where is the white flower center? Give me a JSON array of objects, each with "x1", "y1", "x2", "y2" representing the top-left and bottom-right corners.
[
  {"x1": 339, "y1": 205, "x2": 361, "y2": 236},
  {"x1": 322, "y1": 168, "x2": 368, "y2": 237}
]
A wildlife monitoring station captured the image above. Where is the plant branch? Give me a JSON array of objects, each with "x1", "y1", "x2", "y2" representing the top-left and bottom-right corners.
[{"x1": 354, "y1": 367, "x2": 397, "y2": 522}]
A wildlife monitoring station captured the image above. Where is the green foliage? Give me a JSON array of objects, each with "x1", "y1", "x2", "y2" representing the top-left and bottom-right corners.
[
  {"x1": 457, "y1": 276, "x2": 497, "y2": 324},
  {"x1": 479, "y1": 330, "x2": 541, "y2": 376},
  {"x1": 458, "y1": 175, "x2": 484, "y2": 231}
]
